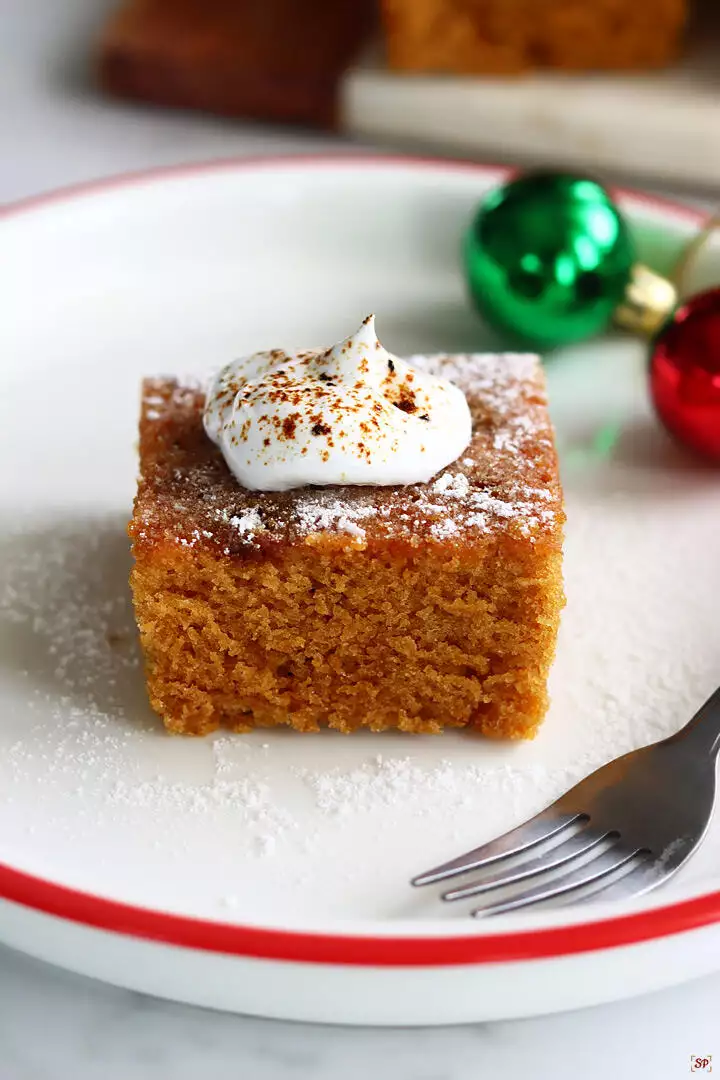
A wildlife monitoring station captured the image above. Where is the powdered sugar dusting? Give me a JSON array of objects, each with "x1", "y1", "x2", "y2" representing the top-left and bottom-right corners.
[
  {"x1": 229, "y1": 508, "x2": 263, "y2": 537},
  {"x1": 432, "y1": 472, "x2": 470, "y2": 499},
  {"x1": 292, "y1": 497, "x2": 377, "y2": 538}
]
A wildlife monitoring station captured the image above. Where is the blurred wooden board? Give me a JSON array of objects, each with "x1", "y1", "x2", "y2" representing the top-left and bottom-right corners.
[
  {"x1": 342, "y1": 43, "x2": 720, "y2": 190},
  {"x1": 99, "y1": 0, "x2": 376, "y2": 128}
]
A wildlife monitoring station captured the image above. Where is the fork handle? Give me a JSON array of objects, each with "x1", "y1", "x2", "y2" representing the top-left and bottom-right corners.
[{"x1": 667, "y1": 684, "x2": 720, "y2": 758}]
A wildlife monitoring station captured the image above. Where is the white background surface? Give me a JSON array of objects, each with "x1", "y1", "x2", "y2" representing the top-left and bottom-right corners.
[{"x1": 1, "y1": 0, "x2": 719, "y2": 1076}]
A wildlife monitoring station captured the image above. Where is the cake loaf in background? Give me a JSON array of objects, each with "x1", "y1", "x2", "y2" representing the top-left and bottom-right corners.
[{"x1": 381, "y1": 0, "x2": 687, "y2": 75}]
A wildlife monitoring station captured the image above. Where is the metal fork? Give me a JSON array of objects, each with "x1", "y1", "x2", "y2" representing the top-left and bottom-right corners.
[{"x1": 411, "y1": 686, "x2": 720, "y2": 916}]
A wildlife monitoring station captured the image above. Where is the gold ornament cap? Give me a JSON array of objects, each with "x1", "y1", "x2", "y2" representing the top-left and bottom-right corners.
[
  {"x1": 614, "y1": 211, "x2": 719, "y2": 339},
  {"x1": 614, "y1": 264, "x2": 677, "y2": 337}
]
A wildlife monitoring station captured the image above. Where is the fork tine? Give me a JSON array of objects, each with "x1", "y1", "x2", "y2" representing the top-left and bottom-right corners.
[
  {"x1": 442, "y1": 828, "x2": 609, "y2": 901},
  {"x1": 569, "y1": 854, "x2": 665, "y2": 906},
  {"x1": 411, "y1": 810, "x2": 585, "y2": 887},
  {"x1": 472, "y1": 845, "x2": 638, "y2": 916}
]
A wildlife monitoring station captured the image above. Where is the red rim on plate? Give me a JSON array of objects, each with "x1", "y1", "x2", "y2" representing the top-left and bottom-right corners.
[{"x1": 1, "y1": 154, "x2": 717, "y2": 967}]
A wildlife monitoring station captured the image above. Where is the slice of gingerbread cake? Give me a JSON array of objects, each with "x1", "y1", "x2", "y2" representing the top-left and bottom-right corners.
[{"x1": 128, "y1": 317, "x2": 564, "y2": 737}]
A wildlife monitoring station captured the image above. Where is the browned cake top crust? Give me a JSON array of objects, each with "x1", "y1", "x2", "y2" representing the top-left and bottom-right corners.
[{"x1": 130, "y1": 354, "x2": 564, "y2": 557}]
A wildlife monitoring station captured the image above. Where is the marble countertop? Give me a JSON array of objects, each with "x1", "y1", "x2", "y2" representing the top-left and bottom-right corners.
[
  {"x1": 1, "y1": 944, "x2": 718, "y2": 1079},
  {"x1": 2, "y1": 1, "x2": 719, "y2": 1076}
]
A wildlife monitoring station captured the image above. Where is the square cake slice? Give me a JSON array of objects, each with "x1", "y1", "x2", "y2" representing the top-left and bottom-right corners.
[{"x1": 128, "y1": 353, "x2": 564, "y2": 737}]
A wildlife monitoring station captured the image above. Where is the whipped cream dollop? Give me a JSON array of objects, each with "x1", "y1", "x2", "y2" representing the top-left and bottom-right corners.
[{"x1": 203, "y1": 316, "x2": 472, "y2": 492}]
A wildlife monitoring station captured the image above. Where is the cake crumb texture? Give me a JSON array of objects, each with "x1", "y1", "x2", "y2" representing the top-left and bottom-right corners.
[
  {"x1": 130, "y1": 540, "x2": 563, "y2": 737},
  {"x1": 129, "y1": 353, "x2": 564, "y2": 738}
]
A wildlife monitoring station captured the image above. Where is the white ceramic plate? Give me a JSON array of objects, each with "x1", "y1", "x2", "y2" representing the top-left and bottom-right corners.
[{"x1": 1, "y1": 156, "x2": 720, "y2": 1026}]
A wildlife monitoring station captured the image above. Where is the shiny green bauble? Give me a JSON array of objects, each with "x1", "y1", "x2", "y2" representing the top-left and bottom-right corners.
[{"x1": 463, "y1": 171, "x2": 635, "y2": 348}]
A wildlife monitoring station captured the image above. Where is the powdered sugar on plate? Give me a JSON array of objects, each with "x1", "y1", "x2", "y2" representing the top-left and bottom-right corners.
[{"x1": 295, "y1": 755, "x2": 579, "y2": 821}]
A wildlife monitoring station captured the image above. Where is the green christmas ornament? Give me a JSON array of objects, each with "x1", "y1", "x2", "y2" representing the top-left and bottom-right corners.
[{"x1": 464, "y1": 171, "x2": 639, "y2": 348}]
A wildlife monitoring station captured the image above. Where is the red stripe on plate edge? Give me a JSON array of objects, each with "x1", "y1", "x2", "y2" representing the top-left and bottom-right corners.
[{"x1": 1, "y1": 859, "x2": 720, "y2": 964}]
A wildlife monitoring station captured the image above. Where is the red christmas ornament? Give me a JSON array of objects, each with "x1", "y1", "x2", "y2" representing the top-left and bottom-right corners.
[{"x1": 649, "y1": 287, "x2": 720, "y2": 461}]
